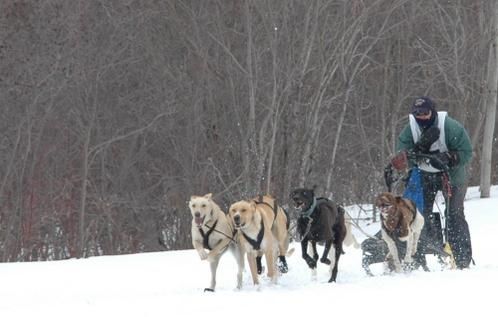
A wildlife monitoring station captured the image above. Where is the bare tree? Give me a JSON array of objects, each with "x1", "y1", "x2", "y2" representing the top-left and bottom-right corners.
[
  {"x1": 0, "y1": 0, "x2": 495, "y2": 258},
  {"x1": 480, "y1": 0, "x2": 498, "y2": 198}
]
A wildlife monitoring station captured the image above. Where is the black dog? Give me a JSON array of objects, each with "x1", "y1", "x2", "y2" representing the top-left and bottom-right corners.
[{"x1": 290, "y1": 188, "x2": 346, "y2": 282}]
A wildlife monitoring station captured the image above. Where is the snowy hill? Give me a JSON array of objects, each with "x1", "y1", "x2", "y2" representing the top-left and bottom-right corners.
[{"x1": 1, "y1": 186, "x2": 497, "y2": 317}]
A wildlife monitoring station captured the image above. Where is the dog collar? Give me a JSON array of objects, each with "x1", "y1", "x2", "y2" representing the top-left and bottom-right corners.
[{"x1": 301, "y1": 197, "x2": 317, "y2": 219}]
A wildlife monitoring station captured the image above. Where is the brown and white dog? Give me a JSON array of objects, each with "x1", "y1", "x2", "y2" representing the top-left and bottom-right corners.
[
  {"x1": 228, "y1": 195, "x2": 291, "y2": 287},
  {"x1": 189, "y1": 193, "x2": 244, "y2": 291},
  {"x1": 375, "y1": 192, "x2": 424, "y2": 273}
]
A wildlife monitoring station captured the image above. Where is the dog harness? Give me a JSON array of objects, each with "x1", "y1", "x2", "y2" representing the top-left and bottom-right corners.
[
  {"x1": 241, "y1": 218, "x2": 265, "y2": 251},
  {"x1": 255, "y1": 195, "x2": 279, "y2": 227},
  {"x1": 296, "y1": 197, "x2": 317, "y2": 240},
  {"x1": 301, "y1": 197, "x2": 318, "y2": 219},
  {"x1": 198, "y1": 220, "x2": 218, "y2": 250}
]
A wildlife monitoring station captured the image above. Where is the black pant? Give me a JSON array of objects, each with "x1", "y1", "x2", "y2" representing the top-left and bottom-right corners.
[{"x1": 419, "y1": 172, "x2": 473, "y2": 269}]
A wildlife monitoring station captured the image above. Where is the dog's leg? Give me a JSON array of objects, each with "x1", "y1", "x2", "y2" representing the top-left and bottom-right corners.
[
  {"x1": 278, "y1": 255, "x2": 288, "y2": 274},
  {"x1": 404, "y1": 232, "x2": 414, "y2": 264},
  {"x1": 328, "y1": 246, "x2": 336, "y2": 280},
  {"x1": 193, "y1": 239, "x2": 208, "y2": 261},
  {"x1": 402, "y1": 235, "x2": 415, "y2": 272},
  {"x1": 413, "y1": 214, "x2": 429, "y2": 271},
  {"x1": 412, "y1": 230, "x2": 422, "y2": 259},
  {"x1": 405, "y1": 214, "x2": 424, "y2": 271},
  {"x1": 301, "y1": 239, "x2": 316, "y2": 269},
  {"x1": 265, "y1": 250, "x2": 277, "y2": 284},
  {"x1": 310, "y1": 241, "x2": 319, "y2": 262},
  {"x1": 328, "y1": 244, "x2": 341, "y2": 282},
  {"x1": 328, "y1": 245, "x2": 336, "y2": 270},
  {"x1": 205, "y1": 256, "x2": 220, "y2": 292},
  {"x1": 320, "y1": 240, "x2": 332, "y2": 265},
  {"x1": 274, "y1": 217, "x2": 288, "y2": 259},
  {"x1": 232, "y1": 245, "x2": 245, "y2": 290},
  {"x1": 276, "y1": 227, "x2": 290, "y2": 274},
  {"x1": 382, "y1": 230, "x2": 402, "y2": 273},
  {"x1": 256, "y1": 255, "x2": 263, "y2": 275},
  {"x1": 408, "y1": 230, "x2": 423, "y2": 271},
  {"x1": 247, "y1": 253, "x2": 260, "y2": 286},
  {"x1": 411, "y1": 213, "x2": 424, "y2": 259}
]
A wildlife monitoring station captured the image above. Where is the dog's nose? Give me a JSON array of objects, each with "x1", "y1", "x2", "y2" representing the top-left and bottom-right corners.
[
  {"x1": 233, "y1": 214, "x2": 240, "y2": 224},
  {"x1": 194, "y1": 212, "x2": 200, "y2": 218}
]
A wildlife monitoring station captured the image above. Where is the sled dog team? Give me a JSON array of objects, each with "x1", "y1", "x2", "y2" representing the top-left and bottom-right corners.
[{"x1": 189, "y1": 189, "x2": 423, "y2": 291}]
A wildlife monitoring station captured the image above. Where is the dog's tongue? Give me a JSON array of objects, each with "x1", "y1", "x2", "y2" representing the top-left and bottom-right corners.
[
  {"x1": 195, "y1": 216, "x2": 204, "y2": 226},
  {"x1": 295, "y1": 202, "x2": 304, "y2": 211}
]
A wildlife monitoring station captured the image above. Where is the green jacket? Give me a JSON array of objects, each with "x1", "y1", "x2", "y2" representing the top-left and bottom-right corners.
[{"x1": 396, "y1": 114, "x2": 473, "y2": 187}]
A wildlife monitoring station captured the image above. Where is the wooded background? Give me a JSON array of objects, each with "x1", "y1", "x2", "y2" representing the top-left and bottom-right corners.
[{"x1": 1, "y1": 0, "x2": 496, "y2": 261}]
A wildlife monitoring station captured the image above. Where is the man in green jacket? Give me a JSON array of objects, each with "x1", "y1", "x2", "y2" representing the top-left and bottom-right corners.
[{"x1": 396, "y1": 96, "x2": 473, "y2": 269}]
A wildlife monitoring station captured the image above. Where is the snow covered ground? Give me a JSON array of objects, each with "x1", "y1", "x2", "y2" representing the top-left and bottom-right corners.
[{"x1": 1, "y1": 186, "x2": 497, "y2": 317}]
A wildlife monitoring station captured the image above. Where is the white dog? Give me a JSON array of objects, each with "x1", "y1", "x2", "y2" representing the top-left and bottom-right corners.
[{"x1": 189, "y1": 193, "x2": 244, "y2": 291}]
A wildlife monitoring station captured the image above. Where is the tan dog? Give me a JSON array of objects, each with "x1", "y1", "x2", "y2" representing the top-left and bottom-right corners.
[
  {"x1": 189, "y1": 193, "x2": 244, "y2": 291},
  {"x1": 228, "y1": 195, "x2": 291, "y2": 287},
  {"x1": 375, "y1": 192, "x2": 424, "y2": 273}
]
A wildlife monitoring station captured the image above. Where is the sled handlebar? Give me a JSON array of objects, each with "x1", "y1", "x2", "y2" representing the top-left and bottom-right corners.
[{"x1": 405, "y1": 151, "x2": 449, "y2": 172}]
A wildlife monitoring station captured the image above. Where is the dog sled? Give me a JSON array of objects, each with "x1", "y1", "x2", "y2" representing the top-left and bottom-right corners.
[{"x1": 361, "y1": 150, "x2": 456, "y2": 276}]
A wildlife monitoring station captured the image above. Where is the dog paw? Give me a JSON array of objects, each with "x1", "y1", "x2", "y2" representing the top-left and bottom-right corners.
[
  {"x1": 304, "y1": 256, "x2": 317, "y2": 269},
  {"x1": 403, "y1": 262, "x2": 415, "y2": 272},
  {"x1": 198, "y1": 250, "x2": 208, "y2": 260},
  {"x1": 257, "y1": 266, "x2": 265, "y2": 275},
  {"x1": 320, "y1": 257, "x2": 331, "y2": 265},
  {"x1": 278, "y1": 262, "x2": 288, "y2": 273},
  {"x1": 278, "y1": 256, "x2": 288, "y2": 273}
]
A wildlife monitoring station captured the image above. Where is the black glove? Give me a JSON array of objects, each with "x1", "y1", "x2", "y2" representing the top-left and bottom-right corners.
[
  {"x1": 428, "y1": 153, "x2": 449, "y2": 170},
  {"x1": 428, "y1": 151, "x2": 458, "y2": 170},
  {"x1": 414, "y1": 126, "x2": 440, "y2": 153}
]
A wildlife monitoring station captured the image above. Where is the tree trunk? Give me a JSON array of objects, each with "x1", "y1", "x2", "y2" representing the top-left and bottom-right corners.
[{"x1": 480, "y1": 0, "x2": 498, "y2": 198}]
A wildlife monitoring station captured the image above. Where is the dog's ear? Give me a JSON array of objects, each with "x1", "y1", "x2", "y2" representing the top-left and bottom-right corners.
[
  {"x1": 306, "y1": 189, "x2": 314, "y2": 199},
  {"x1": 290, "y1": 189, "x2": 301, "y2": 199},
  {"x1": 374, "y1": 195, "x2": 380, "y2": 206},
  {"x1": 204, "y1": 193, "x2": 212, "y2": 200},
  {"x1": 376, "y1": 193, "x2": 390, "y2": 206}
]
